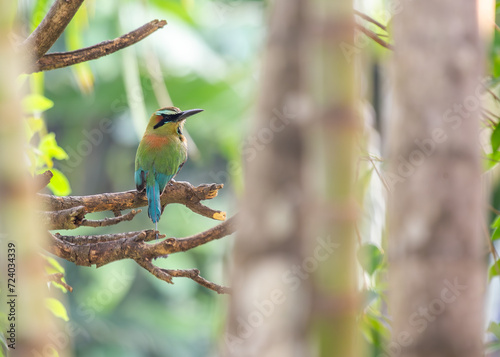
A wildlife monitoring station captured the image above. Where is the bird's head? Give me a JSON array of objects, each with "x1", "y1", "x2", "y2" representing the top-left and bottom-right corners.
[{"x1": 148, "y1": 106, "x2": 203, "y2": 135}]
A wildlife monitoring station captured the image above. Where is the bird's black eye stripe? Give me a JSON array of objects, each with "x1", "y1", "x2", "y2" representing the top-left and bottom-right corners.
[{"x1": 154, "y1": 113, "x2": 183, "y2": 129}]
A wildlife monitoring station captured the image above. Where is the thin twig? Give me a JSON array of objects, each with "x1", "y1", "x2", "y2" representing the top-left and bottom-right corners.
[
  {"x1": 81, "y1": 209, "x2": 141, "y2": 227},
  {"x1": 354, "y1": 10, "x2": 387, "y2": 31},
  {"x1": 355, "y1": 24, "x2": 394, "y2": 50},
  {"x1": 368, "y1": 155, "x2": 391, "y2": 193},
  {"x1": 20, "y1": 0, "x2": 85, "y2": 61},
  {"x1": 164, "y1": 269, "x2": 231, "y2": 294},
  {"x1": 489, "y1": 204, "x2": 500, "y2": 216},
  {"x1": 47, "y1": 273, "x2": 73, "y2": 292},
  {"x1": 29, "y1": 20, "x2": 168, "y2": 73},
  {"x1": 136, "y1": 258, "x2": 173, "y2": 284},
  {"x1": 481, "y1": 111, "x2": 497, "y2": 128},
  {"x1": 482, "y1": 107, "x2": 500, "y2": 121},
  {"x1": 481, "y1": 82, "x2": 500, "y2": 105}
]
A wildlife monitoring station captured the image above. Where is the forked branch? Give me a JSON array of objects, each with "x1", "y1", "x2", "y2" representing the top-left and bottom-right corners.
[{"x1": 47, "y1": 216, "x2": 236, "y2": 293}]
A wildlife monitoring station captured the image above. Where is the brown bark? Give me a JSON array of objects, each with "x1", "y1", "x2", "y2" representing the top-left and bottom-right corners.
[
  {"x1": 38, "y1": 180, "x2": 226, "y2": 225},
  {"x1": 20, "y1": 0, "x2": 85, "y2": 61},
  {"x1": 37, "y1": 174, "x2": 229, "y2": 293},
  {"x1": 28, "y1": 19, "x2": 167, "y2": 73},
  {"x1": 388, "y1": 1, "x2": 485, "y2": 356},
  {"x1": 47, "y1": 216, "x2": 236, "y2": 293},
  {"x1": 49, "y1": 216, "x2": 236, "y2": 265},
  {"x1": 225, "y1": 0, "x2": 309, "y2": 355}
]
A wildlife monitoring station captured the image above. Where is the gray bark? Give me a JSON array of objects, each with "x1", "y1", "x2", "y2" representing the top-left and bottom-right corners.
[{"x1": 388, "y1": 1, "x2": 486, "y2": 356}]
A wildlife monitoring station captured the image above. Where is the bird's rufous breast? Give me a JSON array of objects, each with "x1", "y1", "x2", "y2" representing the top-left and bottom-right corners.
[{"x1": 143, "y1": 134, "x2": 171, "y2": 149}]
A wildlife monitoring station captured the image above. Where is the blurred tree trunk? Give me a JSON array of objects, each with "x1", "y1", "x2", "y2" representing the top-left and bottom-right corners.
[
  {"x1": 225, "y1": 0, "x2": 360, "y2": 356},
  {"x1": 0, "y1": 2, "x2": 58, "y2": 356},
  {"x1": 388, "y1": 1, "x2": 485, "y2": 357},
  {"x1": 307, "y1": 1, "x2": 360, "y2": 357},
  {"x1": 224, "y1": 0, "x2": 309, "y2": 356}
]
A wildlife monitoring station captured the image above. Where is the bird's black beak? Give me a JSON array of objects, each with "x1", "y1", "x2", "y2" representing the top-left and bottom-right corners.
[{"x1": 177, "y1": 109, "x2": 204, "y2": 121}]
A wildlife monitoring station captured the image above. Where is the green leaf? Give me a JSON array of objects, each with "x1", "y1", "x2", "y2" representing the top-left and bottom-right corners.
[
  {"x1": 38, "y1": 133, "x2": 69, "y2": 167},
  {"x1": 357, "y1": 243, "x2": 384, "y2": 276},
  {"x1": 488, "y1": 260, "x2": 500, "y2": 281},
  {"x1": 485, "y1": 151, "x2": 500, "y2": 170},
  {"x1": 30, "y1": 72, "x2": 45, "y2": 95},
  {"x1": 360, "y1": 312, "x2": 390, "y2": 347},
  {"x1": 22, "y1": 94, "x2": 54, "y2": 113},
  {"x1": 44, "y1": 298, "x2": 69, "y2": 322},
  {"x1": 25, "y1": 117, "x2": 45, "y2": 140},
  {"x1": 492, "y1": 123, "x2": 500, "y2": 152},
  {"x1": 47, "y1": 168, "x2": 71, "y2": 196},
  {"x1": 66, "y1": 5, "x2": 94, "y2": 93},
  {"x1": 41, "y1": 255, "x2": 65, "y2": 274},
  {"x1": 492, "y1": 227, "x2": 500, "y2": 241},
  {"x1": 31, "y1": 0, "x2": 52, "y2": 31},
  {"x1": 50, "y1": 278, "x2": 69, "y2": 294},
  {"x1": 488, "y1": 321, "x2": 500, "y2": 340},
  {"x1": 27, "y1": 147, "x2": 38, "y2": 175},
  {"x1": 491, "y1": 215, "x2": 500, "y2": 228}
]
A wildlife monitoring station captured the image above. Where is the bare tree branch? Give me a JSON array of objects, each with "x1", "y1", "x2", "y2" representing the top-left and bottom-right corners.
[
  {"x1": 20, "y1": 0, "x2": 86, "y2": 61},
  {"x1": 41, "y1": 207, "x2": 141, "y2": 230},
  {"x1": 481, "y1": 82, "x2": 500, "y2": 105},
  {"x1": 355, "y1": 23, "x2": 394, "y2": 50},
  {"x1": 29, "y1": 19, "x2": 168, "y2": 73},
  {"x1": 136, "y1": 258, "x2": 173, "y2": 284},
  {"x1": 47, "y1": 216, "x2": 236, "y2": 267},
  {"x1": 354, "y1": 9, "x2": 387, "y2": 31},
  {"x1": 41, "y1": 206, "x2": 87, "y2": 230},
  {"x1": 34, "y1": 170, "x2": 53, "y2": 191},
  {"x1": 46, "y1": 216, "x2": 236, "y2": 292},
  {"x1": 162, "y1": 215, "x2": 237, "y2": 252},
  {"x1": 164, "y1": 269, "x2": 231, "y2": 294},
  {"x1": 38, "y1": 181, "x2": 226, "y2": 221},
  {"x1": 55, "y1": 229, "x2": 162, "y2": 245}
]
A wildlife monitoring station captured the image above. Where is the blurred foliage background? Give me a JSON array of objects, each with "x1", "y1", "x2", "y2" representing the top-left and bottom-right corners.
[
  {"x1": 5, "y1": 0, "x2": 500, "y2": 356},
  {"x1": 16, "y1": 0, "x2": 265, "y2": 356}
]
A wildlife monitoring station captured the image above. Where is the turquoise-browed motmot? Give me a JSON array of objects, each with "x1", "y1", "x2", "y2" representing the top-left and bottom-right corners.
[{"x1": 135, "y1": 106, "x2": 203, "y2": 234}]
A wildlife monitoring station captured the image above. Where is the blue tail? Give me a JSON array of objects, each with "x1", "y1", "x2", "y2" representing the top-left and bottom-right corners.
[{"x1": 146, "y1": 181, "x2": 161, "y2": 224}]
